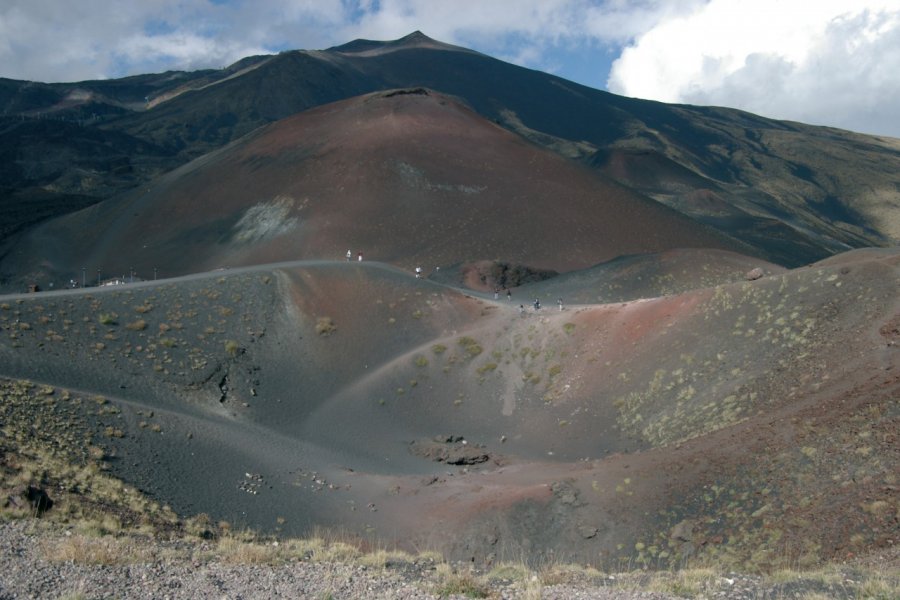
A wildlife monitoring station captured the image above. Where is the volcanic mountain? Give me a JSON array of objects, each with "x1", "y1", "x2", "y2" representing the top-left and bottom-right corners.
[
  {"x1": 3, "y1": 88, "x2": 744, "y2": 288},
  {"x1": 0, "y1": 31, "x2": 897, "y2": 575},
  {"x1": 0, "y1": 247, "x2": 896, "y2": 569},
  {"x1": 2, "y1": 31, "x2": 899, "y2": 276}
]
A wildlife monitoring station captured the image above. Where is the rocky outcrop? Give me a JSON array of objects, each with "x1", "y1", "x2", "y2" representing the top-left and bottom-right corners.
[
  {"x1": 409, "y1": 436, "x2": 490, "y2": 465},
  {"x1": 3, "y1": 485, "x2": 54, "y2": 515}
]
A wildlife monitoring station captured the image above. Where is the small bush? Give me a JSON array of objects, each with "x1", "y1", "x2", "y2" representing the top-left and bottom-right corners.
[
  {"x1": 431, "y1": 344, "x2": 447, "y2": 354},
  {"x1": 126, "y1": 319, "x2": 147, "y2": 331},
  {"x1": 414, "y1": 355, "x2": 429, "y2": 367},
  {"x1": 458, "y1": 336, "x2": 483, "y2": 357},
  {"x1": 476, "y1": 362, "x2": 498, "y2": 375},
  {"x1": 104, "y1": 426, "x2": 125, "y2": 438},
  {"x1": 98, "y1": 313, "x2": 117, "y2": 325},
  {"x1": 224, "y1": 340, "x2": 241, "y2": 356},
  {"x1": 315, "y1": 317, "x2": 336, "y2": 336},
  {"x1": 434, "y1": 570, "x2": 490, "y2": 598}
]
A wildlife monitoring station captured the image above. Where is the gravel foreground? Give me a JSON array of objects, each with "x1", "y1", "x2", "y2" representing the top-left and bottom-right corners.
[
  {"x1": 4, "y1": 521, "x2": 895, "y2": 600},
  {"x1": 14, "y1": 520, "x2": 808, "y2": 600},
  {"x1": 0, "y1": 521, "x2": 679, "y2": 600}
]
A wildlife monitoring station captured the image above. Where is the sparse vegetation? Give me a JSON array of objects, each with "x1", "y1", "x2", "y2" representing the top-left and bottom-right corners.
[
  {"x1": 126, "y1": 319, "x2": 147, "y2": 331},
  {"x1": 98, "y1": 313, "x2": 117, "y2": 325},
  {"x1": 224, "y1": 339, "x2": 241, "y2": 356},
  {"x1": 315, "y1": 316, "x2": 336, "y2": 336},
  {"x1": 0, "y1": 369, "x2": 897, "y2": 598},
  {"x1": 476, "y1": 362, "x2": 497, "y2": 375},
  {"x1": 433, "y1": 565, "x2": 491, "y2": 598},
  {"x1": 457, "y1": 336, "x2": 482, "y2": 357}
]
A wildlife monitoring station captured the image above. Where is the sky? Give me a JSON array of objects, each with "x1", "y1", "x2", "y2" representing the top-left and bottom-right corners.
[{"x1": 1, "y1": 0, "x2": 899, "y2": 138}]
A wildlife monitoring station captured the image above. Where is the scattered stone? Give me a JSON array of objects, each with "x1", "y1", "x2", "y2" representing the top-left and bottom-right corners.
[
  {"x1": 745, "y1": 267, "x2": 764, "y2": 281},
  {"x1": 550, "y1": 480, "x2": 582, "y2": 506},
  {"x1": 670, "y1": 519, "x2": 694, "y2": 543}
]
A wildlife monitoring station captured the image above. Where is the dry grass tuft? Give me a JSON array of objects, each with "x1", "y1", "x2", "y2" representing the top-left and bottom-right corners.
[
  {"x1": 41, "y1": 535, "x2": 149, "y2": 565},
  {"x1": 216, "y1": 536, "x2": 281, "y2": 564},
  {"x1": 433, "y1": 564, "x2": 491, "y2": 598},
  {"x1": 125, "y1": 319, "x2": 147, "y2": 331}
]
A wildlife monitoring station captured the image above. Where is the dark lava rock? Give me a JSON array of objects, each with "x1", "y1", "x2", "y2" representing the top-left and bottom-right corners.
[
  {"x1": 4, "y1": 485, "x2": 54, "y2": 515},
  {"x1": 409, "y1": 438, "x2": 490, "y2": 465}
]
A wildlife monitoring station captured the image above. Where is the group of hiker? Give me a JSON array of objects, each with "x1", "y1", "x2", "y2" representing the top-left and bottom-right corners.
[{"x1": 516, "y1": 296, "x2": 564, "y2": 314}]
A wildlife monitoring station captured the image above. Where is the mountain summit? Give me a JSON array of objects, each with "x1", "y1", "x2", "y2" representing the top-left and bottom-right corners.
[
  {"x1": 1, "y1": 31, "x2": 899, "y2": 288},
  {"x1": 328, "y1": 30, "x2": 476, "y2": 56}
]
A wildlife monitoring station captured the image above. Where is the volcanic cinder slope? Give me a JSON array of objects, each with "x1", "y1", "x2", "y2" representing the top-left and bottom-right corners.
[
  {"x1": 2, "y1": 89, "x2": 744, "y2": 288},
  {"x1": 0, "y1": 30, "x2": 897, "y2": 574},
  {"x1": 0, "y1": 247, "x2": 896, "y2": 569},
  {"x1": 3, "y1": 32, "x2": 899, "y2": 276}
]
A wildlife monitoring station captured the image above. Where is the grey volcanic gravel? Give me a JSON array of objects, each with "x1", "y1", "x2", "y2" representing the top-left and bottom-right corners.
[{"x1": 0, "y1": 521, "x2": 687, "y2": 600}]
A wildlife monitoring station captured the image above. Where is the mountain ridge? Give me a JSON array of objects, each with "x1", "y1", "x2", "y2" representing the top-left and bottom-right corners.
[
  {"x1": 1, "y1": 31, "x2": 899, "y2": 282},
  {"x1": 2, "y1": 88, "x2": 749, "y2": 287}
]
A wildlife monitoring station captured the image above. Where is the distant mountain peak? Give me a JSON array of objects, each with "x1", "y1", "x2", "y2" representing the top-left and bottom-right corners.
[
  {"x1": 328, "y1": 30, "x2": 476, "y2": 57},
  {"x1": 399, "y1": 30, "x2": 431, "y2": 42}
]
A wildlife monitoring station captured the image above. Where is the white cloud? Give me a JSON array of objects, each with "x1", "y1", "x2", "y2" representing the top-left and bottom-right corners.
[
  {"x1": 335, "y1": 0, "x2": 693, "y2": 59},
  {"x1": 1, "y1": 0, "x2": 898, "y2": 137},
  {"x1": 582, "y1": 0, "x2": 705, "y2": 43},
  {"x1": 607, "y1": 0, "x2": 900, "y2": 137},
  {"x1": 0, "y1": 0, "x2": 345, "y2": 81},
  {"x1": 0, "y1": 0, "x2": 674, "y2": 80}
]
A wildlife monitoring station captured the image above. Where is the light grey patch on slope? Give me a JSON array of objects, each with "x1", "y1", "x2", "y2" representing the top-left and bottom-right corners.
[
  {"x1": 393, "y1": 161, "x2": 485, "y2": 195},
  {"x1": 232, "y1": 196, "x2": 300, "y2": 244}
]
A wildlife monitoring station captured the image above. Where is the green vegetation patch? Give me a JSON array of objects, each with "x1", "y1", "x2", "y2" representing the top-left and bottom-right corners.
[{"x1": 457, "y1": 336, "x2": 483, "y2": 357}]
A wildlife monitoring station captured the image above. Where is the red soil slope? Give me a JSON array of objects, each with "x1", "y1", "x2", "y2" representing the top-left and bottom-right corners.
[{"x1": 10, "y1": 89, "x2": 745, "y2": 289}]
